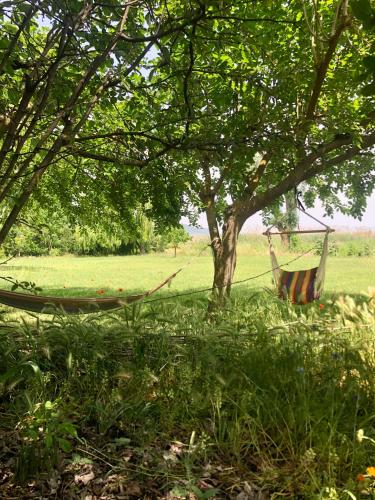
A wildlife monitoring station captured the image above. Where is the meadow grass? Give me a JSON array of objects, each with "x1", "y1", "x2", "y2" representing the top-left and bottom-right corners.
[
  {"x1": 1, "y1": 235, "x2": 375, "y2": 498},
  {"x1": 1, "y1": 234, "x2": 374, "y2": 301},
  {"x1": 0, "y1": 291, "x2": 375, "y2": 498}
]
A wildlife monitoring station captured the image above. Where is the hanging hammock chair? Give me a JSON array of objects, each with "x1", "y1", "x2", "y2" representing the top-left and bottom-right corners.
[
  {"x1": 264, "y1": 209, "x2": 334, "y2": 305},
  {"x1": 0, "y1": 268, "x2": 182, "y2": 314}
]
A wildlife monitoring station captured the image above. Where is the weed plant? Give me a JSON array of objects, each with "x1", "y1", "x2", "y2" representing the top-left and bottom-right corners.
[{"x1": 1, "y1": 290, "x2": 375, "y2": 497}]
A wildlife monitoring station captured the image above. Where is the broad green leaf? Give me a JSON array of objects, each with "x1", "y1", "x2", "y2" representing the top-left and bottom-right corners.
[
  {"x1": 351, "y1": 0, "x2": 375, "y2": 28},
  {"x1": 58, "y1": 438, "x2": 72, "y2": 453},
  {"x1": 59, "y1": 422, "x2": 77, "y2": 437},
  {"x1": 45, "y1": 434, "x2": 54, "y2": 449}
]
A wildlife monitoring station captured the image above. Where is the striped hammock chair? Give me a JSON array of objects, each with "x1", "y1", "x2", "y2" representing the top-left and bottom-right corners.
[
  {"x1": 0, "y1": 268, "x2": 182, "y2": 314},
  {"x1": 264, "y1": 210, "x2": 334, "y2": 305}
]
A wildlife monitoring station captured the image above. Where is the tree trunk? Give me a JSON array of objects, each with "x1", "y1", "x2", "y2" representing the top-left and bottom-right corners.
[
  {"x1": 208, "y1": 212, "x2": 241, "y2": 310},
  {"x1": 280, "y1": 232, "x2": 291, "y2": 249}
]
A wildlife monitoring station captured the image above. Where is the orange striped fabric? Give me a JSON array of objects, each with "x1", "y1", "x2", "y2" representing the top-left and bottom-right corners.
[{"x1": 278, "y1": 267, "x2": 319, "y2": 305}]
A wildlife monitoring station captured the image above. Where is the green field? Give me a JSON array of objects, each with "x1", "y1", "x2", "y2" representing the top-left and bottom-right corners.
[{"x1": 2, "y1": 235, "x2": 375, "y2": 301}]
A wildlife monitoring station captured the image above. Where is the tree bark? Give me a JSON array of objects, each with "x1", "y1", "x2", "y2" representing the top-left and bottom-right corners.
[
  {"x1": 206, "y1": 208, "x2": 242, "y2": 311},
  {"x1": 280, "y1": 232, "x2": 291, "y2": 249}
]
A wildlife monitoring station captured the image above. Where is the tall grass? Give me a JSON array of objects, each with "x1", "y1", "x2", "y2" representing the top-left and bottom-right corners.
[{"x1": 1, "y1": 291, "x2": 374, "y2": 497}]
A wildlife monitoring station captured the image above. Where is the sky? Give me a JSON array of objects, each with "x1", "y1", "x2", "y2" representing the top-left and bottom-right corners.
[
  {"x1": 184, "y1": 192, "x2": 375, "y2": 232},
  {"x1": 242, "y1": 193, "x2": 375, "y2": 232}
]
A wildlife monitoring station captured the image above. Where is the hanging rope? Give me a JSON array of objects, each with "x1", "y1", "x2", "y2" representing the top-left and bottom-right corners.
[
  {"x1": 294, "y1": 188, "x2": 305, "y2": 212},
  {"x1": 142, "y1": 244, "x2": 318, "y2": 304}
]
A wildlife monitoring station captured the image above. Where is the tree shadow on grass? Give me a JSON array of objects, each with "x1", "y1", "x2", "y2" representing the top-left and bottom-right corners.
[
  {"x1": 0, "y1": 295, "x2": 374, "y2": 498},
  {"x1": 0, "y1": 281, "x2": 372, "y2": 320}
]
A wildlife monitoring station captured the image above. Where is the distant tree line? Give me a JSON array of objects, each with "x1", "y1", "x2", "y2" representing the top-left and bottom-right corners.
[{"x1": 2, "y1": 205, "x2": 190, "y2": 257}]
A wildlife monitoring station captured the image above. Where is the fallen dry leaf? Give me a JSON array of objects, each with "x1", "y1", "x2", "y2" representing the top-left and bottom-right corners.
[{"x1": 74, "y1": 468, "x2": 95, "y2": 486}]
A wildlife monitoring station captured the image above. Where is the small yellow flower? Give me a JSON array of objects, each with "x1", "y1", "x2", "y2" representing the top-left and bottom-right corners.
[
  {"x1": 366, "y1": 466, "x2": 375, "y2": 477},
  {"x1": 357, "y1": 429, "x2": 364, "y2": 442}
]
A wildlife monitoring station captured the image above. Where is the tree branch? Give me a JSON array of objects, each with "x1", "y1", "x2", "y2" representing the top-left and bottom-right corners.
[
  {"x1": 119, "y1": 10, "x2": 206, "y2": 43},
  {"x1": 244, "y1": 152, "x2": 271, "y2": 195},
  {"x1": 182, "y1": 23, "x2": 197, "y2": 140},
  {"x1": 199, "y1": 158, "x2": 221, "y2": 248},
  {"x1": 239, "y1": 130, "x2": 375, "y2": 221},
  {"x1": 206, "y1": 15, "x2": 297, "y2": 24},
  {"x1": 304, "y1": 0, "x2": 350, "y2": 122},
  {"x1": 0, "y1": 5, "x2": 36, "y2": 75},
  {"x1": 69, "y1": 147, "x2": 147, "y2": 167}
]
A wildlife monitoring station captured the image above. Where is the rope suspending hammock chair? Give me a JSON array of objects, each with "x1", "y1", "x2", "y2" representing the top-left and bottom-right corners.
[{"x1": 263, "y1": 207, "x2": 334, "y2": 305}]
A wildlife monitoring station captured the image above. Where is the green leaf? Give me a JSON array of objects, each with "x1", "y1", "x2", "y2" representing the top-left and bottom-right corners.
[
  {"x1": 351, "y1": 0, "x2": 375, "y2": 27},
  {"x1": 71, "y1": 454, "x2": 93, "y2": 465},
  {"x1": 45, "y1": 434, "x2": 54, "y2": 449},
  {"x1": 3, "y1": 23, "x2": 18, "y2": 34},
  {"x1": 0, "y1": 38, "x2": 8, "y2": 49},
  {"x1": 59, "y1": 422, "x2": 77, "y2": 437},
  {"x1": 58, "y1": 437, "x2": 72, "y2": 453},
  {"x1": 113, "y1": 437, "x2": 131, "y2": 446},
  {"x1": 202, "y1": 488, "x2": 220, "y2": 498},
  {"x1": 45, "y1": 400, "x2": 53, "y2": 410},
  {"x1": 23, "y1": 361, "x2": 41, "y2": 376},
  {"x1": 351, "y1": 0, "x2": 372, "y2": 19},
  {"x1": 27, "y1": 429, "x2": 38, "y2": 440},
  {"x1": 170, "y1": 486, "x2": 189, "y2": 498}
]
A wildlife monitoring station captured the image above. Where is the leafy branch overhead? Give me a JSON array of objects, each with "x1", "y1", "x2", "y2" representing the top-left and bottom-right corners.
[
  {"x1": 351, "y1": 0, "x2": 375, "y2": 96},
  {"x1": 101, "y1": 0, "x2": 373, "y2": 299}
]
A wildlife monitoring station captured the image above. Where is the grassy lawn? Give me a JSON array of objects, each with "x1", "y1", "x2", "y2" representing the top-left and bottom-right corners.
[{"x1": 2, "y1": 247, "x2": 375, "y2": 299}]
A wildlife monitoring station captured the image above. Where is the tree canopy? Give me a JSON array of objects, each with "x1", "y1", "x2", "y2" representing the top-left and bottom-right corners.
[{"x1": 0, "y1": 0, "x2": 219, "y2": 245}]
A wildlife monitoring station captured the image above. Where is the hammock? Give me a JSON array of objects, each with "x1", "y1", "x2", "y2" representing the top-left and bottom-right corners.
[
  {"x1": 264, "y1": 210, "x2": 334, "y2": 305},
  {"x1": 0, "y1": 268, "x2": 182, "y2": 314}
]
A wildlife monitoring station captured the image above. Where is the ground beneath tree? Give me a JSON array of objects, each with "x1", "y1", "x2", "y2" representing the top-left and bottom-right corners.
[{"x1": 0, "y1": 429, "x2": 270, "y2": 499}]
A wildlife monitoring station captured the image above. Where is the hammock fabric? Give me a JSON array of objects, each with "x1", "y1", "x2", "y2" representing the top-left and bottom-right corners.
[
  {"x1": 266, "y1": 231, "x2": 330, "y2": 305},
  {"x1": 0, "y1": 269, "x2": 182, "y2": 314},
  {"x1": 278, "y1": 267, "x2": 318, "y2": 304}
]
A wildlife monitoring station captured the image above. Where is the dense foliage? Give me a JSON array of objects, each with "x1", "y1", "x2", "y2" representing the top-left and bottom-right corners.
[
  {"x1": 0, "y1": 0, "x2": 218, "y2": 246},
  {"x1": 2, "y1": 203, "x2": 190, "y2": 256}
]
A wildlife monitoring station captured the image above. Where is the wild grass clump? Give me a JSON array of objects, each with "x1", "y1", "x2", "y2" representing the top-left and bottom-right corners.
[{"x1": 0, "y1": 291, "x2": 374, "y2": 497}]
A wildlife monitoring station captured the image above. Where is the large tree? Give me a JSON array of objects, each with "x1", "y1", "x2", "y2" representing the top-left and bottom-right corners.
[{"x1": 105, "y1": 0, "x2": 374, "y2": 302}]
